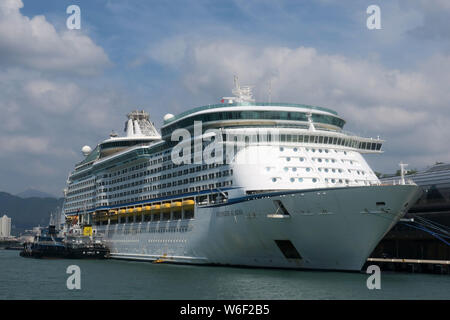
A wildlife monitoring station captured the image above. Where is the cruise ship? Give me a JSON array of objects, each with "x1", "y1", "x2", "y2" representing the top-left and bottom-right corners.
[{"x1": 62, "y1": 82, "x2": 420, "y2": 271}]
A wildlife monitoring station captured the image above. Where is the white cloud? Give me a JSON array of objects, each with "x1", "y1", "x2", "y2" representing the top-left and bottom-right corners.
[
  {"x1": 0, "y1": 136, "x2": 50, "y2": 155},
  {"x1": 23, "y1": 80, "x2": 81, "y2": 113},
  {"x1": 0, "y1": 1, "x2": 126, "y2": 194},
  {"x1": 149, "y1": 38, "x2": 450, "y2": 171},
  {"x1": 0, "y1": 0, "x2": 111, "y2": 75}
]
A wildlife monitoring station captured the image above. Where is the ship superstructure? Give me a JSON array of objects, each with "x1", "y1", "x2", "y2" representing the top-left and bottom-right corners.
[{"x1": 62, "y1": 82, "x2": 420, "y2": 271}]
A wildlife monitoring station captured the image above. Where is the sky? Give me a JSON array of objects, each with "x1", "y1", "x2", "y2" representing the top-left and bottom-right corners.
[{"x1": 0, "y1": 0, "x2": 449, "y2": 196}]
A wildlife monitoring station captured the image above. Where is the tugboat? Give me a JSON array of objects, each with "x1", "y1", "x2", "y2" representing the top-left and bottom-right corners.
[
  {"x1": 20, "y1": 210, "x2": 109, "y2": 259},
  {"x1": 20, "y1": 225, "x2": 67, "y2": 258}
]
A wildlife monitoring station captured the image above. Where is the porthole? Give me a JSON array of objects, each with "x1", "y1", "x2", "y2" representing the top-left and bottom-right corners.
[
  {"x1": 272, "y1": 178, "x2": 277, "y2": 182},
  {"x1": 318, "y1": 158, "x2": 322, "y2": 162},
  {"x1": 331, "y1": 179, "x2": 335, "y2": 183},
  {"x1": 286, "y1": 157, "x2": 291, "y2": 162},
  {"x1": 293, "y1": 148, "x2": 298, "y2": 152},
  {"x1": 312, "y1": 178, "x2": 317, "y2": 183},
  {"x1": 306, "y1": 168, "x2": 311, "y2": 172},
  {"x1": 292, "y1": 167, "x2": 297, "y2": 172},
  {"x1": 312, "y1": 148, "x2": 316, "y2": 152},
  {"x1": 290, "y1": 178, "x2": 295, "y2": 182},
  {"x1": 325, "y1": 168, "x2": 329, "y2": 173},
  {"x1": 284, "y1": 167, "x2": 289, "y2": 172},
  {"x1": 299, "y1": 157, "x2": 304, "y2": 162},
  {"x1": 332, "y1": 169, "x2": 336, "y2": 173},
  {"x1": 298, "y1": 178, "x2": 303, "y2": 182},
  {"x1": 319, "y1": 149, "x2": 323, "y2": 153},
  {"x1": 280, "y1": 147, "x2": 284, "y2": 152}
]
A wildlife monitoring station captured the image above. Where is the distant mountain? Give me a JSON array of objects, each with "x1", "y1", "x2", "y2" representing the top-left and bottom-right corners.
[
  {"x1": 16, "y1": 188, "x2": 58, "y2": 199},
  {"x1": 0, "y1": 191, "x2": 64, "y2": 235}
]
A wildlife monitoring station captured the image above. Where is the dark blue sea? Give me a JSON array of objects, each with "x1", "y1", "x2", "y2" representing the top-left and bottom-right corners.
[{"x1": 0, "y1": 250, "x2": 448, "y2": 300}]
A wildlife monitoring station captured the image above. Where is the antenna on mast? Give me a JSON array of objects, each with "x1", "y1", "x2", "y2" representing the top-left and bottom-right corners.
[
  {"x1": 221, "y1": 75, "x2": 255, "y2": 103},
  {"x1": 399, "y1": 162, "x2": 408, "y2": 185},
  {"x1": 268, "y1": 79, "x2": 272, "y2": 103},
  {"x1": 233, "y1": 75, "x2": 239, "y2": 91}
]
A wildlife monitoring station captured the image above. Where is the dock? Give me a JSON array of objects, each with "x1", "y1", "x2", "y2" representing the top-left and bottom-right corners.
[{"x1": 364, "y1": 258, "x2": 450, "y2": 274}]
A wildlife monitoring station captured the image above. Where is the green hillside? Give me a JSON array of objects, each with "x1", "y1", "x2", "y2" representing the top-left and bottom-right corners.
[{"x1": 0, "y1": 192, "x2": 64, "y2": 235}]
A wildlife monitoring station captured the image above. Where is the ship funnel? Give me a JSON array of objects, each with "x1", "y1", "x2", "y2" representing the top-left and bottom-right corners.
[{"x1": 124, "y1": 110, "x2": 161, "y2": 139}]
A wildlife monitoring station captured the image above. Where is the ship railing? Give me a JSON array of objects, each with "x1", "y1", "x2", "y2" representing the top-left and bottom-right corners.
[{"x1": 375, "y1": 178, "x2": 416, "y2": 186}]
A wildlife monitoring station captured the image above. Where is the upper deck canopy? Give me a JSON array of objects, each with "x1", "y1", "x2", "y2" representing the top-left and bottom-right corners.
[{"x1": 163, "y1": 101, "x2": 339, "y2": 125}]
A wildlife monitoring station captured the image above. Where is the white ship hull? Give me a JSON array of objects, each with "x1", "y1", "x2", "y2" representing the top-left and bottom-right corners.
[{"x1": 99, "y1": 184, "x2": 419, "y2": 271}]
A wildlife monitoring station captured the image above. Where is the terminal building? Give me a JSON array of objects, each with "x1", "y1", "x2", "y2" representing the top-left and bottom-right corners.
[{"x1": 371, "y1": 163, "x2": 450, "y2": 262}]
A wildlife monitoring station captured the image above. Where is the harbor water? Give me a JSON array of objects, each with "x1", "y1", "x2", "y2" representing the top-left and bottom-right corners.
[{"x1": 0, "y1": 250, "x2": 448, "y2": 300}]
